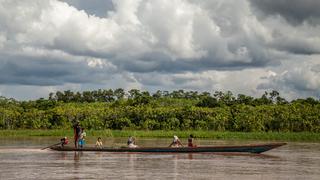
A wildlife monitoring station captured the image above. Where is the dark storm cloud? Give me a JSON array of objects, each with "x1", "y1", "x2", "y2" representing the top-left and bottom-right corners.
[
  {"x1": 249, "y1": 1, "x2": 320, "y2": 56},
  {"x1": 0, "y1": 53, "x2": 111, "y2": 86},
  {"x1": 114, "y1": 51, "x2": 270, "y2": 74},
  {"x1": 114, "y1": 52, "x2": 209, "y2": 74},
  {"x1": 270, "y1": 31, "x2": 320, "y2": 55},
  {"x1": 250, "y1": 0, "x2": 320, "y2": 25}
]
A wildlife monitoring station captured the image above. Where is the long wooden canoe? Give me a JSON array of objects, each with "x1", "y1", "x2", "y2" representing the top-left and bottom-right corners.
[{"x1": 50, "y1": 142, "x2": 286, "y2": 154}]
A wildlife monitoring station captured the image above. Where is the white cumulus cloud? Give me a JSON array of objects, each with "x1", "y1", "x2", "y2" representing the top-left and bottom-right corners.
[{"x1": 0, "y1": 0, "x2": 319, "y2": 100}]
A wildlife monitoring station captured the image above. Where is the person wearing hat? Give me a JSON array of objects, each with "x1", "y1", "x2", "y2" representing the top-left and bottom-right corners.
[
  {"x1": 127, "y1": 136, "x2": 138, "y2": 148},
  {"x1": 60, "y1": 137, "x2": 68, "y2": 147},
  {"x1": 169, "y1": 135, "x2": 183, "y2": 147}
]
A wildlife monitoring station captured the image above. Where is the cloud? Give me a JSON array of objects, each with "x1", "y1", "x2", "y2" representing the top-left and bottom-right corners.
[
  {"x1": 258, "y1": 55, "x2": 320, "y2": 99},
  {"x1": 0, "y1": 0, "x2": 276, "y2": 70},
  {"x1": 248, "y1": 1, "x2": 320, "y2": 55},
  {"x1": 0, "y1": 47, "x2": 117, "y2": 86},
  {"x1": 135, "y1": 68, "x2": 273, "y2": 98},
  {"x1": 0, "y1": 0, "x2": 319, "y2": 100},
  {"x1": 249, "y1": 0, "x2": 320, "y2": 26}
]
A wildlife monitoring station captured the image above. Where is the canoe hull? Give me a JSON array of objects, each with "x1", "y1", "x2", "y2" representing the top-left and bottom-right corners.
[{"x1": 50, "y1": 143, "x2": 286, "y2": 154}]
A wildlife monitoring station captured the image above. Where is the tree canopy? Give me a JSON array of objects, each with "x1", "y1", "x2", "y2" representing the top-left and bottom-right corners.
[{"x1": 0, "y1": 89, "x2": 319, "y2": 132}]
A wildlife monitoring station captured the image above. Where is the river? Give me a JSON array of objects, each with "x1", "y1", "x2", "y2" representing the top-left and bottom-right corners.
[{"x1": 0, "y1": 137, "x2": 319, "y2": 179}]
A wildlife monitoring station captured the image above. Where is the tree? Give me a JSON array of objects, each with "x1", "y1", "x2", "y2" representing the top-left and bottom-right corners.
[
  {"x1": 196, "y1": 96, "x2": 219, "y2": 108},
  {"x1": 114, "y1": 88, "x2": 125, "y2": 100},
  {"x1": 152, "y1": 90, "x2": 162, "y2": 99},
  {"x1": 128, "y1": 89, "x2": 141, "y2": 99},
  {"x1": 253, "y1": 92, "x2": 273, "y2": 106},
  {"x1": 103, "y1": 89, "x2": 115, "y2": 102},
  {"x1": 236, "y1": 94, "x2": 254, "y2": 105},
  {"x1": 82, "y1": 91, "x2": 94, "y2": 102}
]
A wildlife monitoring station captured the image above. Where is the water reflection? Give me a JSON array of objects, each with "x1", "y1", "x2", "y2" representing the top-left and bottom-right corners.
[
  {"x1": 59, "y1": 152, "x2": 67, "y2": 160},
  {"x1": 73, "y1": 151, "x2": 83, "y2": 162},
  {"x1": 173, "y1": 155, "x2": 178, "y2": 180},
  {"x1": 127, "y1": 154, "x2": 138, "y2": 179},
  {"x1": 211, "y1": 152, "x2": 280, "y2": 159},
  {"x1": 95, "y1": 152, "x2": 102, "y2": 157}
]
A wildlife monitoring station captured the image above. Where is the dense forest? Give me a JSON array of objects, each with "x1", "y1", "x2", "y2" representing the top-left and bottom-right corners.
[{"x1": 0, "y1": 89, "x2": 319, "y2": 132}]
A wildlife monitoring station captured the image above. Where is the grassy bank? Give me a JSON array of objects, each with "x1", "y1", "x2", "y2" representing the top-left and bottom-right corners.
[{"x1": 0, "y1": 130, "x2": 319, "y2": 142}]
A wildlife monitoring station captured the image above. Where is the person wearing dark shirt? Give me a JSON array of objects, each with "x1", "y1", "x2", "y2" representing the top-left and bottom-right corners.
[
  {"x1": 73, "y1": 122, "x2": 81, "y2": 148},
  {"x1": 188, "y1": 134, "x2": 196, "y2": 147}
]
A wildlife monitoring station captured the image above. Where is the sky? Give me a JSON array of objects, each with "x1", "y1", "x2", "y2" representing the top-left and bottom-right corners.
[{"x1": 0, "y1": 0, "x2": 320, "y2": 100}]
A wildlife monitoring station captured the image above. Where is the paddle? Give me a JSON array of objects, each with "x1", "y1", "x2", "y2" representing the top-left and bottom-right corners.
[{"x1": 41, "y1": 142, "x2": 61, "y2": 150}]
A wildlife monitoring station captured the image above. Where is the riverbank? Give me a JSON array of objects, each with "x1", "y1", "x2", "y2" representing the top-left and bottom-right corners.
[{"x1": 0, "y1": 130, "x2": 319, "y2": 142}]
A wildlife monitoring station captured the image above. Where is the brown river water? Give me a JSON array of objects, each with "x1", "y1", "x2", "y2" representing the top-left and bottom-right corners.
[{"x1": 0, "y1": 137, "x2": 319, "y2": 180}]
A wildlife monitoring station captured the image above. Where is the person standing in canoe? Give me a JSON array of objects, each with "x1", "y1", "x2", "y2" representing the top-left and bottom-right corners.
[
  {"x1": 187, "y1": 134, "x2": 196, "y2": 147},
  {"x1": 169, "y1": 135, "x2": 183, "y2": 147},
  {"x1": 73, "y1": 122, "x2": 81, "y2": 148},
  {"x1": 78, "y1": 128, "x2": 86, "y2": 148}
]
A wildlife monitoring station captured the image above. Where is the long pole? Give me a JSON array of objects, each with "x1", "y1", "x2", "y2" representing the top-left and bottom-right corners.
[{"x1": 41, "y1": 142, "x2": 61, "y2": 150}]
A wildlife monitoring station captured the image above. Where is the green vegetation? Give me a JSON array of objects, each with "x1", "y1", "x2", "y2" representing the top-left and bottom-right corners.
[
  {"x1": 0, "y1": 89, "x2": 320, "y2": 134},
  {"x1": 0, "y1": 130, "x2": 319, "y2": 141}
]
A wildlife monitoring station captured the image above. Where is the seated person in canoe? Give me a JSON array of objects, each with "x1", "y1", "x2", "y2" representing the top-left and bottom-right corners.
[
  {"x1": 187, "y1": 134, "x2": 197, "y2": 147},
  {"x1": 60, "y1": 137, "x2": 69, "y2": 147},
  {"x1": 95, "y1": 137, "x2": 103, "y2": 148},
  {"x1": 169, "y1": 135, "x2": 183, "y2": 147},
  {"x1": 127, "y1": 136, "x2": 138, "y2": 148}
]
